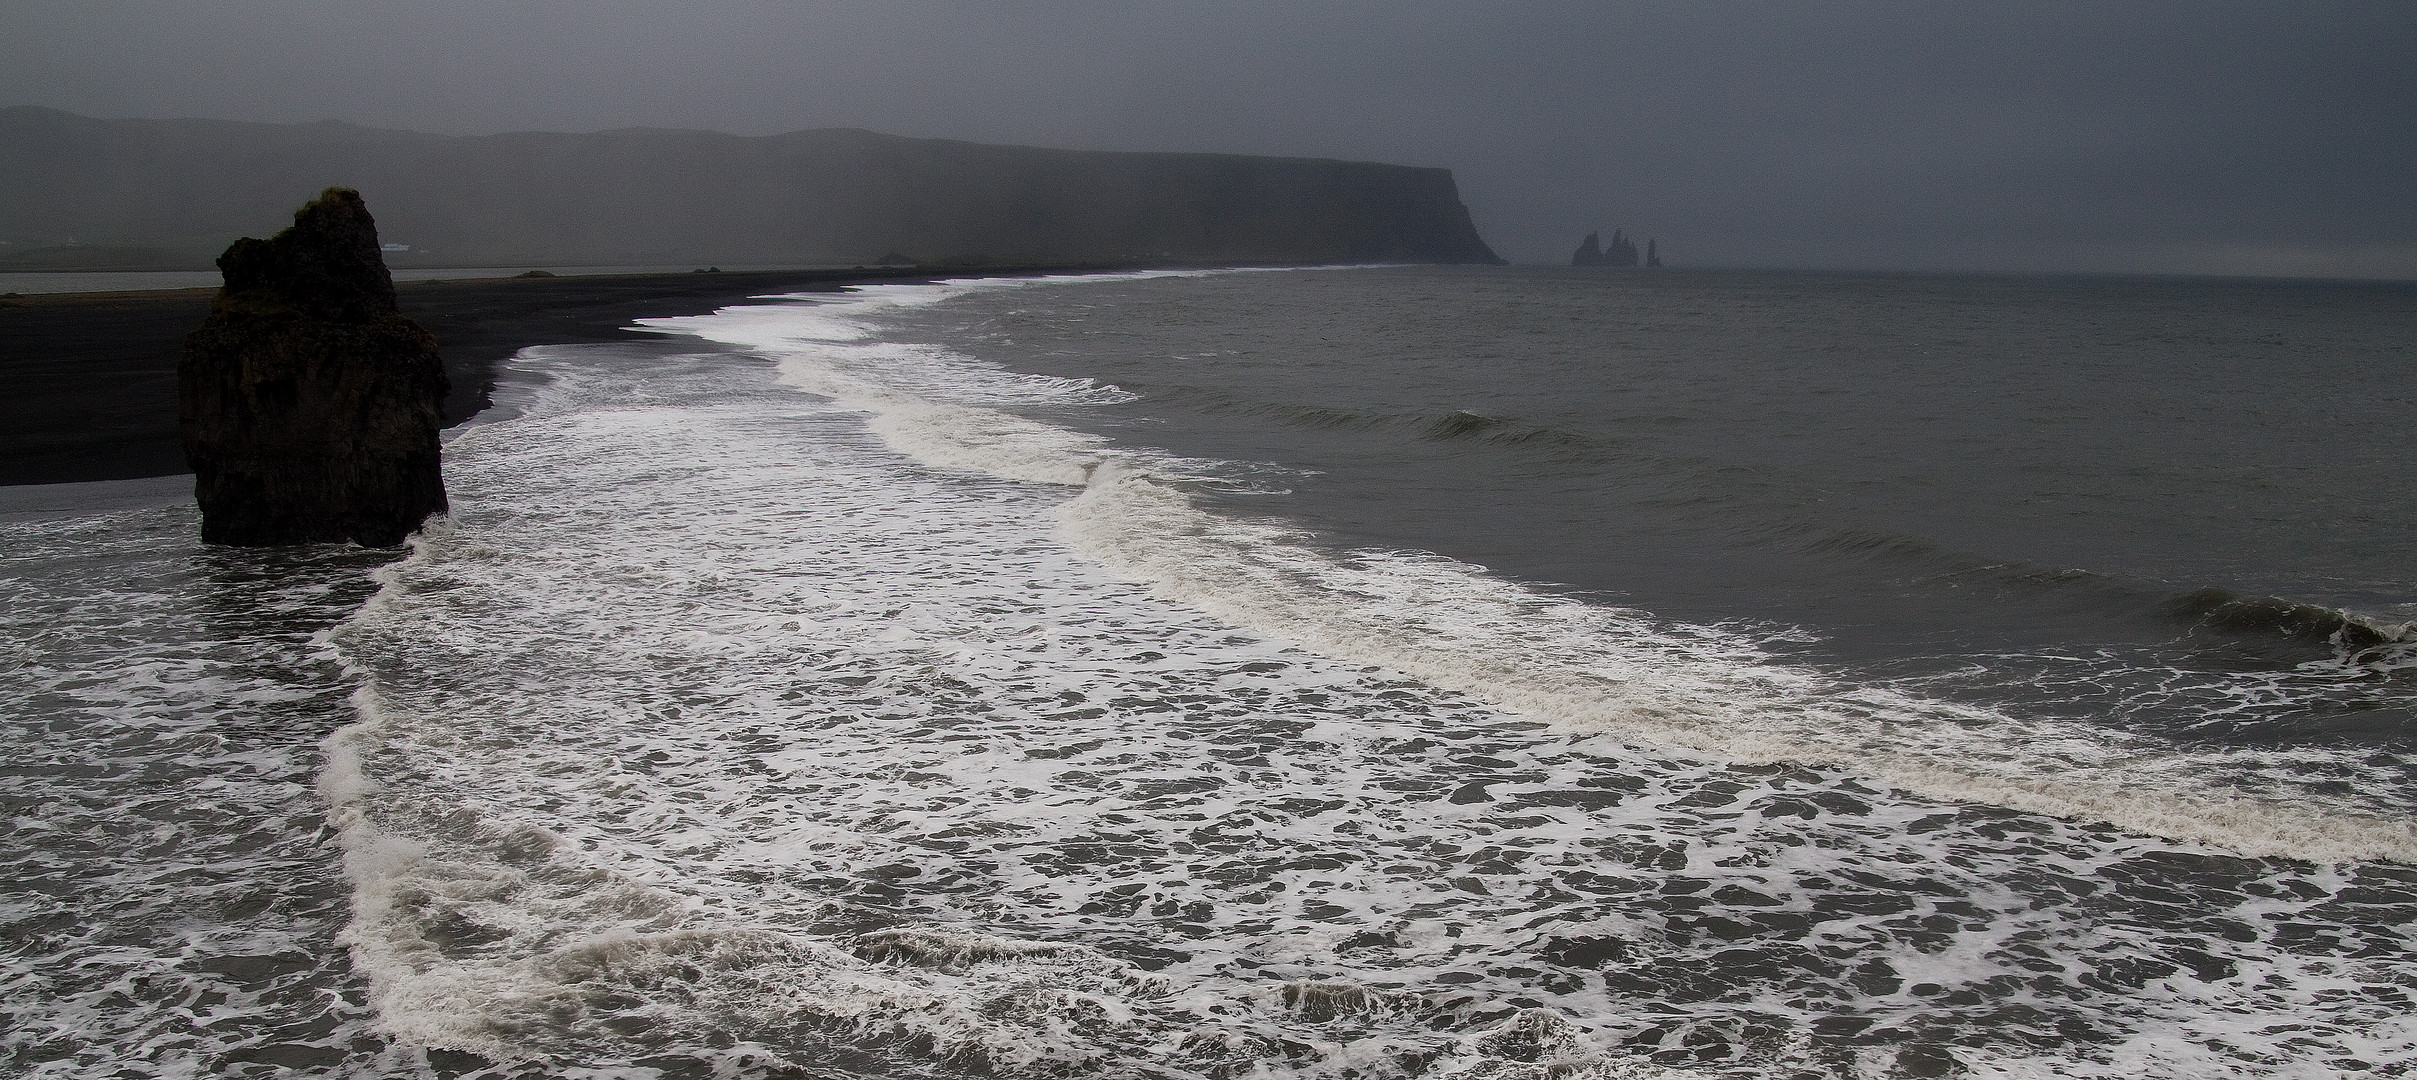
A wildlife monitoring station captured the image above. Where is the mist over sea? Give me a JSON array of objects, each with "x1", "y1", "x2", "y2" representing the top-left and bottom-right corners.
[{"x1": 4, "y1": 266, "x2": 2412, "y2": 1078}]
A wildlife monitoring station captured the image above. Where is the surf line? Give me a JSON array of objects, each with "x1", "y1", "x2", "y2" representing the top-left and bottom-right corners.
[{"x1": 663, "y1": 274, "x2": 2417, "y2": 867}]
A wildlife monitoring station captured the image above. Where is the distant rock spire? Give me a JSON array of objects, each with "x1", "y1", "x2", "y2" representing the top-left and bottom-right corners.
[
  {"x1": 1572, "y1": 226, "x2": 1649, "y2": 268},
  {"x1": 1646, "y1": 238, "x2": 1660, "y2": 268},
  {"x1": 1571, "y1": 231, "x2": 1603, "y2": 266}
]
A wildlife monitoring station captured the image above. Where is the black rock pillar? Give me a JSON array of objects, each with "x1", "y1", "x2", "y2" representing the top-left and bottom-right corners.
[{"x1": 180, "y1": 188, "x2": 448, "y2": 546}]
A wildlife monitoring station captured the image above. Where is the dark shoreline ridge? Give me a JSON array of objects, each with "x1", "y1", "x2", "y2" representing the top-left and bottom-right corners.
[
  {"x1": 0, "y1": 264, "x2": 1111, "y2": 487},
  {"x1": 1, "y1": 107, "x2": 1504, "y2": 270}
]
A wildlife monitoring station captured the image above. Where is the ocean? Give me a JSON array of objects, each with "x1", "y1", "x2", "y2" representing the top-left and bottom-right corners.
[{"x1": 3, "y1": 265, "x2": 2412, "y2": 1078}]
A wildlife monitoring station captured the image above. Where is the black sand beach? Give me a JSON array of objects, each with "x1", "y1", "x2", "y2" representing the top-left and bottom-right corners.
[{"x1": 0, "y1": 265, "x2": 1109, "y2": 487}]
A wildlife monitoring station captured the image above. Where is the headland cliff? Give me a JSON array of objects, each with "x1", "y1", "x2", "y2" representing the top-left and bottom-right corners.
[{"x1": 0, "y1": 107, "x2": 1502, "y2": 270}]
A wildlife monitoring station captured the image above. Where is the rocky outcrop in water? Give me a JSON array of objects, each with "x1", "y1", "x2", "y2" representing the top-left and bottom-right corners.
[
  {"x1": 179, "y1": 188, "x2": 447, "y2": 546},
  {"x1": 1572, "y1": 229, "x2": 1644, "y2": 267}
]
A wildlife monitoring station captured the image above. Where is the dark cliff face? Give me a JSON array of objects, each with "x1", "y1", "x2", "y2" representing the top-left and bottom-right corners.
[
  {"x1": 0, "y1": 107, "x2": 1502, "y2": 268},
  {"x1": 180, "y1": 188, "x2": 448, "y2": 547}
]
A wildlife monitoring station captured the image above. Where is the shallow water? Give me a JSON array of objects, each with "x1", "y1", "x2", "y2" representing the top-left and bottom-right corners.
[
  {"x1": 3, "y1": 267, "x2": 2412, "y2": 1078},
  {"x1": 0, "y1": 510, "x2": 394, "y2": 1076}
]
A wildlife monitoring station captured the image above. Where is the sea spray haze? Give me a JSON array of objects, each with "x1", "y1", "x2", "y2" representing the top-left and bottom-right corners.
[
  {"x1": 3, "y1": 4, "x2": 2412, "y2": 274},
  {"x1": 0, "y1": 107, "x2": 1504, "y2": 271},
  {"x1": 5, "y1": 265, "x2": 2414, "y2": 1078}
]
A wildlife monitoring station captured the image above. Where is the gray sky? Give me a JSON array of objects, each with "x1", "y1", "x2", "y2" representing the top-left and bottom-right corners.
[{"x1": 6, "y1": 0, "x2": 2412, "y2": 275}]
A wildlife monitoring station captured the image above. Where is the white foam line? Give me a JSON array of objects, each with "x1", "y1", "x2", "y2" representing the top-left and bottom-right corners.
[
  {"x1": 319, "y1": 668, "x2": 1170, "y2": 1067},
  {"x1": 650, "y1": 272, "x2": 2417, "y2": 866},
  {"x1": 301, "y1": 328, "x2": 2411, "y2": 1076},
  {"x1": 1053, "y1": 464, "x2": 2417, "y2": 865}
]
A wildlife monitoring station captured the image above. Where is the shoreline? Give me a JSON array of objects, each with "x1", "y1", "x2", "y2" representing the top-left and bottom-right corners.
[{"x1": 0, "y1": 262, "x2": 1139, "y2": 489}]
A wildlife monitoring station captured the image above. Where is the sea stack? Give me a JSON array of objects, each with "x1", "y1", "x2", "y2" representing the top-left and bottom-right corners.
[
  {"x1": 180, "y1": 188, "x2": 448, "y2": 546},
  {"x1": 1571, "y1": 229, "x2": 1641, "y2": 268}
]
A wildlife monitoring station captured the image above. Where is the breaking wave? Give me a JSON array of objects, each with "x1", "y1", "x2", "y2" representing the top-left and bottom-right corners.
[
  {"x1": 649, "y1": 277, "x2": 2417, "y2": 865},
  {"x1": 287, "y1": 270, "x2": 2417, "y2": 1077}
]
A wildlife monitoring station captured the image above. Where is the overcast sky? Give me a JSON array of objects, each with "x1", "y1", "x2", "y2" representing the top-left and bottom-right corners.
[{"x1": 5, "y1": 0, "x2": 2411, "y2": 275}]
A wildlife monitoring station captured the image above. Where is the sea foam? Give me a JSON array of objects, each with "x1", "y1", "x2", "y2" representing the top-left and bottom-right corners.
[
  {"x1": 296, "y1": 275, "x2": 2417, "y2": 1077},
  {"x1": 658, "y1": 276, "x2": 2417, "y2": 866}
]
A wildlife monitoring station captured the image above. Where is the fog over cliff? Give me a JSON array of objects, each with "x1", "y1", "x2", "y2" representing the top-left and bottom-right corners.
[{"x1": 2, "y1": 1, "x2": 2411, "y2": 277}]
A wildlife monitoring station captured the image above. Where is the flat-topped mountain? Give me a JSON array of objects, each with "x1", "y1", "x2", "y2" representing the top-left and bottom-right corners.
[{"x1": 0, "y1": 107, "x2": 1502, "y2": 269}]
